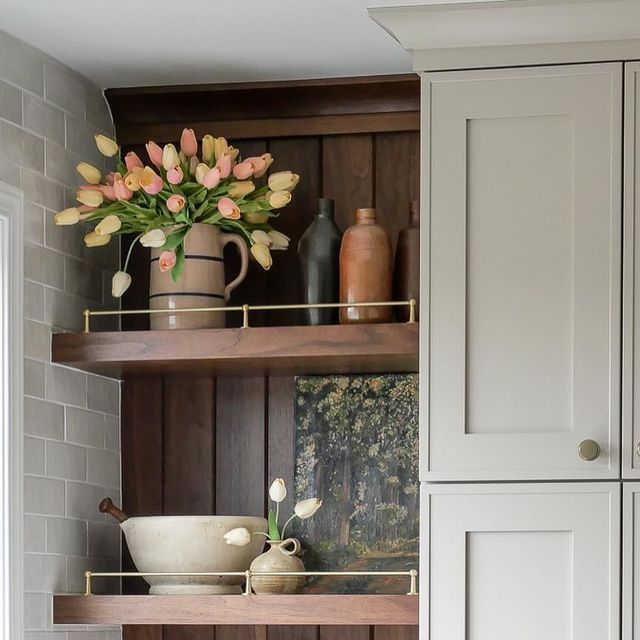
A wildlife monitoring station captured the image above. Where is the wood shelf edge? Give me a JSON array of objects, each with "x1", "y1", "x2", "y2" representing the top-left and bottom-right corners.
[
  {"x1": 51, "y1": 323, "x2": 419, "y2": 378},
  {"x1": 53, "y1": 594, "x2": 419, "y2": 626}
]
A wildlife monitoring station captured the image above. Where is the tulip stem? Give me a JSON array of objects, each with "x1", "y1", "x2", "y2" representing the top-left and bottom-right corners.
[
  {"x1": 280, "y1": 514, "x2": 297, "y2": 541},
  {"x1": 275, "y1": 502, "x2": 280, "y2": 529},
  {"x1": 122, "y1": 233, "x2": 142, "y2": 273},
  {"x1": 254, "y1": 531, "x2": 270, "y2": 538}
]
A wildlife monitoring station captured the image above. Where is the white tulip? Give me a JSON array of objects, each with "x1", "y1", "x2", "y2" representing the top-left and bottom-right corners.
[
  {"x1": 269, "y1": 478, "x2": 287, "y2": 503},
  {"x1": 223, "y1": 527, "x2": 251, "y2": 547},
  {"x1": 140, "y1": 229, "x2": 166, "y2": 248},
  {"x1": 251, "y1": 230, "x2": 271, "y2": 246},
  {"x1": 111, "y1": 271, "x2": 131, "y2": 298},
  {"x1": 294, "y1": 498, "x2": 322, "y2": 519}
]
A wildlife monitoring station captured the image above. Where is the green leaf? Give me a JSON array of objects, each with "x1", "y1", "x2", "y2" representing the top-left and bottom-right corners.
[
  {"x1": 163, "y1": 227, "x2": 188, "y2": 251},
  {"x1": 239, "y1": 201, "x2": 264, "y2": 213},
  {"x1": 171, "y1": 244, "x2": 185, "y2": 283},
  {"x1": 267, "y1": 509, "x2": 281, "y2": 541},
  {"x1": 174, "y1": 212, "x2": 189, "y2": 224}
]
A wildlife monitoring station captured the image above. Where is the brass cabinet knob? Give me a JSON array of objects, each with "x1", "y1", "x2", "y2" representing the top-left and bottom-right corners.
[
  {"x1": 578, "y1": 439, "x2": 601, "y2": 461},
  {"x1": 636, "y1": 442, "x2": 640, "y2": 458}
]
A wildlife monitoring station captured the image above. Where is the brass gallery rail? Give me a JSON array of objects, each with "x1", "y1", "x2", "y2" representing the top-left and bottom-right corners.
[
  {"x1": 82, "y1": 299, "x2": 417, "y2": 332},
  {"x1": 84, "y1": 568, "x2": 418, "y2": 596}
]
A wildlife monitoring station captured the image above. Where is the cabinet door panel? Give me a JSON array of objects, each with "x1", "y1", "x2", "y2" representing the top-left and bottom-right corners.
[
  {"x1": 624, "y1": 63, "x2": 640, "y2": 478},
  {"x1": 624, "y1": 482, "x2": 640, "y2": 639},
  {"x1": 422, "y1": 64, "x2": 622, "y2": 480},
  {"x1": 423, "y1": 482, "x2": 620, "y2": 640}
]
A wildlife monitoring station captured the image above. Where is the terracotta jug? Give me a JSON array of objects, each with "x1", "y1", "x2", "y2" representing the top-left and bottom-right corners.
[
  {"x1": 393, "y1": 200, "x2": 420, "y2": 321},
  {"x1": 339, "y1": 208, "x2": 392, "y2": 324},
  {"x1": 149, "y1": 224, "x2": 248, "y2": 330},
  {"x1": 249, "y1": 539, "x2": 306, "y2": 594}
]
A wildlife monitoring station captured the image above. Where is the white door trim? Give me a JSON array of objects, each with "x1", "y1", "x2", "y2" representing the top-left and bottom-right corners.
[{"x1": 0, "y1": 182, "x2": 24, "y2": 640}]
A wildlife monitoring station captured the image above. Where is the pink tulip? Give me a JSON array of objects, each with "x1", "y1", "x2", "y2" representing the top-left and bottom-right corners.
[
  {"x1": 105, "y1": 172, "x2": 116, "y2": 186},
  {"x1": 125, "y1": 151, "x2": 144, "y2": 172},
  {"x1": 218, "y1": 197, "x2": 240, "y2": 220},
  {"x1": 215, "y1": 153, "x2": 232, "y2": 179},
  {"x1": 99, "y1": 184, "x2": 117, "y2": 200},
  {"x1": 167, "y1": 165, "x2": 184, "y2": 185},
  {"x1": 159, "y1": 250, "x2": 177, "y2": 272},
  {"x1": 189, "y1": 155, "x2": 199, "y2": 176},
  {"x1": 246, "y1": 156, "x2": 267, "y2": 176},
  {"x1": 252, "y1": 154, "x2": 272, "y2": 178},
  {"x1": 180, "y1": 128, "x2": 198, "y2": 157},
  {"x1": 203, "y1": 167, "x2": 221, "y2": 190},
  {"x1": 233, "y1": 160, "x2": 254, "y2": 180},
  {"x1": 167, "y1": 194, "x2": 186, "y2": 213},
  {"x1": 139, "y1": 167, "x2": 163, "y2": 195},
  {"x1": 146, "y1": 141, "x2": 163, "y2": 167},
  {"x1": 113, "y1": 175, "x2": 133, "y2": 201}
]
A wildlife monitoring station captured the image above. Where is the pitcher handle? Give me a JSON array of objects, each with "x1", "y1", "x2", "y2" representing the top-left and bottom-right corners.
[
  {"x1": 221, "y1": 233, "x2": 249, "y2": 302},
  {"x1": 278, "y1": 538, "x2": 302, "y2": 556}
]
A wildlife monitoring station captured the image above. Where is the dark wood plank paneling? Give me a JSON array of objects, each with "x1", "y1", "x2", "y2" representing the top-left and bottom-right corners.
[
  {"x1": 163, "y1": 376, "x2": 216, "y2": 640},
  {"x1": 320, "y1": 627, "x2": 369, "y2": 640},
  {"x1": 122, "y1": 377, "x2": 164, "y2": 640},
  {"x1": 266, "y1": 138, "x2": 322, "y2": 326},
  {"x1": 374, "y1": 132, "x2": 421, "y2": 253},
  {"x1": 268, "y1": 628, "x2": 319, "y2": 640},
  {"x1": 107, "y1": 75, "x2": 420, "y2": 144},
  {"x1": 322, "y1": 135, "x2": 374, "y2": 232},
  {"x1": 216, "y1": 376, "x2": 267, "y2": 640},
  {"x1": 373, "y1": 627, "x2": 418, "y2": 640}
]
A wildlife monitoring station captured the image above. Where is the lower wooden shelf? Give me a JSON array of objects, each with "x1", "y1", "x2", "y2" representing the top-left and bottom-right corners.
[{"x1": 53, "y1": 594, "x2": 418, "y2": 626}]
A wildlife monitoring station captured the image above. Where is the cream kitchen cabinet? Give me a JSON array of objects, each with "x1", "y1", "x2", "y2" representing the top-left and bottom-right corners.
[
  {"x1": 422, "y1": 63, "x2": 622, "y2": 481},
  {"x1": 624, "y1": 483, "x2": 640, "y2": 639},
  {"x1": 424, "y1": 482, "x2": 620, "y2": 640}
]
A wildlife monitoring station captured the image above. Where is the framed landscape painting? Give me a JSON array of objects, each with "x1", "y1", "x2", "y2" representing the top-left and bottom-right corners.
[{"x1": 293, "y1": 374, "x2": 419, "y2": 594}]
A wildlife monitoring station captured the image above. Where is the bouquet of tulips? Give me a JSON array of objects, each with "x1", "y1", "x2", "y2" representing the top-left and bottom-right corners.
[{"x1": 54, "y1": 129, "x2": 299, "y2": 297}]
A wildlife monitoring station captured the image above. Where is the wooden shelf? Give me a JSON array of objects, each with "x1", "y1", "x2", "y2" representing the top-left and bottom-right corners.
[
  {"x1": 53, "y1": 594, "x2": 418, "y2": 626},
  {"x1": 51, "y1": 323, "x2": 418, "y2": 378}
]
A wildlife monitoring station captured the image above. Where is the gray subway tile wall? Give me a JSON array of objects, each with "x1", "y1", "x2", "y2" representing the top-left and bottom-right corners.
[{"x1": 0, "y1": 28, "x2": 122, "y2": 640}]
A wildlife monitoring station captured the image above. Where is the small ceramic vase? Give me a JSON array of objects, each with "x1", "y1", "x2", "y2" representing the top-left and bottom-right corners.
[{"x1": 249, "y1": 538, "x2": 305, "y2": 594}]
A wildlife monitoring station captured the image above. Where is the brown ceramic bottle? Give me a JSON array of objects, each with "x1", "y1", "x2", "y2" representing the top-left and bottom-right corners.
[
  {"x1": 393, "y1": 200, "x2": 420, "y2": 321},
  {"x1": 339, "y1": 208, "x2": 392, "y2": 324}
]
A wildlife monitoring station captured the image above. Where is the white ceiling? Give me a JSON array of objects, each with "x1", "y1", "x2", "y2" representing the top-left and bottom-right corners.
[{"x1": 0, "y1": 0, "x2": 437, "y2": 89}]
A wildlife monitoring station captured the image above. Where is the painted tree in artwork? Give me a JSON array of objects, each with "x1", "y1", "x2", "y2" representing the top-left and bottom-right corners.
[{"x1": 294, "y1": 374, "x2": 418, "y2": 594}]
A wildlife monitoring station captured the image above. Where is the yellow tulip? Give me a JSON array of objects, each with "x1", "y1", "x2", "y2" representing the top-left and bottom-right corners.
[
  {"x1": 268, "y1": 190, "x2": 292, "y2": 209},
  {"x1": 77, "y1": 189, "x2": 104, "y2": 208},
  {"x1": 229, "y1": 181, "x2": 255, "y2": 199},
  {"x1": 251, "y1": 230, "x2": 271, "y2": 246},
  {"x1": 244, "y1": 211, "x2": 270, "y2": 225},
  {"x1": 268, "y1": 230, "x2": 290, "y2": 250},
  {"x1": 124, "y1": 171, "x2": 141, "y2": 191},
  {"x1": 95, "y1": 215, "x2": 121, "y2": 236},
  {"x1": 84, "y1": 231, "x2": 111, "y2": 247},
  {"x1": 202, "y1": 135, "x2": 215, "y2": 164},
  {"x1": 54, "y1": 207, "x2": 81, "y2": 225},
  {"x1": 213, "y1": 137, "x2": 229, "y2": 161},
  {"x1": 268, "y1": 171, "x2": 299, "y2": 192},
  {"x1": 250, "y1": 242, "x2": 272, "y2": 270},
  {"x1": 195, "y1": 162, "x2": 209, "y2": 185},
  {"x1": 228, "y1": 146, "x2": 240, "y2": 161},
  {"x1": 162, "y1": 143, "x2": 180, "y2": 171},
  {"x1": 94, "y1": 134, "x2": 119, "y2": 157},
  {"x1": 76, "y1": 162, "x2": 101, "y2": 185}
]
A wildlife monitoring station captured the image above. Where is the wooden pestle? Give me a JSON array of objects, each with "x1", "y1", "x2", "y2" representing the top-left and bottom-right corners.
[{"x1": 99, "y1": 497, "x2": 129, "y2": 523}]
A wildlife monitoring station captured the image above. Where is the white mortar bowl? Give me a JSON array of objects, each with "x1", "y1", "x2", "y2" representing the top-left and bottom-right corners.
[{"x1": 121, "y1": 515, "x2": 267, "y2": 595}]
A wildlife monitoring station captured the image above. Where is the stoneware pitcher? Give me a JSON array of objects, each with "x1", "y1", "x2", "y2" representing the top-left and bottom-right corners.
[
  {"x1": 149, "y1": 224, "x2": 248, "y2": 330},
  {"x1": 249, "y1": 538, "x2": 306, "y2": 594}
]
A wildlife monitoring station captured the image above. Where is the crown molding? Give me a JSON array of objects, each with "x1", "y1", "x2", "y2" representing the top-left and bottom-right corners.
[{"x1": 369, "y1": 0, "x2": 640, "y2": 70}]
